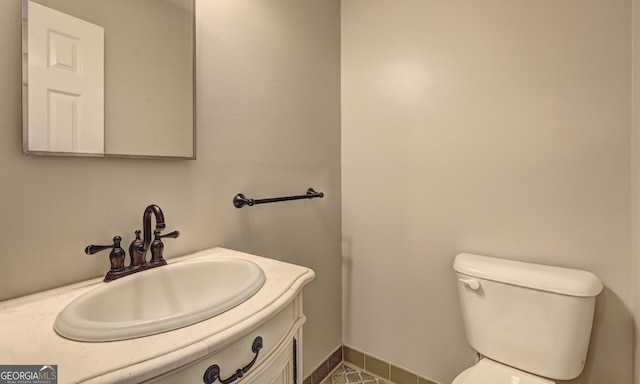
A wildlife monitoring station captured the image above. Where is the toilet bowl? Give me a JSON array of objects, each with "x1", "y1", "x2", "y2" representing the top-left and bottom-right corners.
[
  {"x1": 452, "y1": 253, "x2": 602, "y2": 383},
  {"x1": 452, "y1": 359, "x2": 553, "y2": 384}
]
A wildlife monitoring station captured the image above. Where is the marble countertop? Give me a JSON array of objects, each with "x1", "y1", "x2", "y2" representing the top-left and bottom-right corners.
[{"x1": 0, "y1": 247, "x2": 315, "y2": 383}]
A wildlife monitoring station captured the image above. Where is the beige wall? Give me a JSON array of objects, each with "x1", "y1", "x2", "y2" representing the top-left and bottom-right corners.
[
  {"x1": 634, "y1": 0, "x2": 640, "y2": 382},
  {"x1": 342, "y1": 1, "x2": 632, "y2": 383},
  {"x1": 0, "y1": 0, "x2": 341, "y2": 378}
]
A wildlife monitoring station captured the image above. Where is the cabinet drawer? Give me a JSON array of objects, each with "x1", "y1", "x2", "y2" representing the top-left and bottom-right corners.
[
  {"x1": 243, "y1": 339, "x2": 294, "y2": 384},
  {"x1": 146, "y1": 301, "x2": 300, "y2": 384}
]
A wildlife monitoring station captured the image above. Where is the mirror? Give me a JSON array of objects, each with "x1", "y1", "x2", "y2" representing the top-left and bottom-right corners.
[{"x1": 22, "y1": 0, "x2": 195, "y2": 159}]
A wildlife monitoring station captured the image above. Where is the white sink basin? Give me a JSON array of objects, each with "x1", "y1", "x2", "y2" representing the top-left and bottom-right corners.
[{"x1": 54, "y1": 258, "x2": 265, "y2": 341}]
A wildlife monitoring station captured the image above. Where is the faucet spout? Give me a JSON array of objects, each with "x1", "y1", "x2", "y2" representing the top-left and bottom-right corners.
[{"x1": 142, "y1": 204, "x2": 165, "y2": 252}]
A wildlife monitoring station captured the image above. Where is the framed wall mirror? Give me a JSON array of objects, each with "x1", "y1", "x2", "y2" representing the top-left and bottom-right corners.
[{"x1": 22, "y1": 0, "x2": 195, "y2": 159}]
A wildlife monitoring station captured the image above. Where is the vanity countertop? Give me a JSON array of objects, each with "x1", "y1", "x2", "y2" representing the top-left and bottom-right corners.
[{"x1": 0, "y1": 247, "x2": 315, "y2": 383}]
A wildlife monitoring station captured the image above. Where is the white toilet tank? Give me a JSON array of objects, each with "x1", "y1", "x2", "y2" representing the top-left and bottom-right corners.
[{"x1": 454, "y1": 253, "x2": 603, "y2": 381}]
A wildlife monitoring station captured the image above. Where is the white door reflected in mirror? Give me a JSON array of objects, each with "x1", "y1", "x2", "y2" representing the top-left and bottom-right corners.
[{"x1": 28, "y1": 1, "x2": 104, "y2": 154}]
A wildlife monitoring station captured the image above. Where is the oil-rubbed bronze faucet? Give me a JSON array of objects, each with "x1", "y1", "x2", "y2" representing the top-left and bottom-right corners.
[{"x1": 85, "y1": 204, "x2": 180, "y2": 282}]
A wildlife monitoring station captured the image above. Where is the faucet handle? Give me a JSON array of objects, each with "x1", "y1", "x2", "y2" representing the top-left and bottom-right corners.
[
  {"x1": 85, "y1": 236, "x2": 127, "y2": 276},
  {"x1": 159, "y1": 230, "x2": 180, "y2": 239},
  {"x1": 85, "y1": 236, "x2": 123, "y2": 255},
  {"x1": 149, "y1": 229, "x2": 180, "y2": 265}
]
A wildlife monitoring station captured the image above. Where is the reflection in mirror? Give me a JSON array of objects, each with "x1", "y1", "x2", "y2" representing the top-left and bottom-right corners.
[{"x1": 22, "y1": 0, "x2": 195, "y2": 159}]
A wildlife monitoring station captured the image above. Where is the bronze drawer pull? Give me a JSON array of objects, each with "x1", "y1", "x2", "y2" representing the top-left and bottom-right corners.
[{"x1": 203, "y1": 336, "x2": 264, "y2": 384}]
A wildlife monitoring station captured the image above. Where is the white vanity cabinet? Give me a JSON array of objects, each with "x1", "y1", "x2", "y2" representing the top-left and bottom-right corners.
[
  {"x1": 147, "y1": 297, "x2": 305, "y2": 384},
  {"x1": 0, "y1": 248, "x2": 315, "y2": 384}
]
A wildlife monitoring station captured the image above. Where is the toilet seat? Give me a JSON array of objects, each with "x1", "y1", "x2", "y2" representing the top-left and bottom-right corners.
[{"x1": 452, "y1": 358, "x2": 555, "y2": 384}]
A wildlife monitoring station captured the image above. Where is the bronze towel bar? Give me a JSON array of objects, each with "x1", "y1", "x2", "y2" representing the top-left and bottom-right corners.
[{"x1": 233, "y1": 188, "x2": 324, "y2": 208}]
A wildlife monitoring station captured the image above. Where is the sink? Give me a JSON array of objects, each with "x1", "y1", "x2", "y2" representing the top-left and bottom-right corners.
[{"x1": 54, "y1": 258, "x2": 266, "y2": 342}]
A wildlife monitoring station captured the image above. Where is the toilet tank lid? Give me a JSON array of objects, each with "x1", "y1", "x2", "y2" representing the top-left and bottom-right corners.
[{"x1": 454, "y1": 253, "x2": 603, "y2": 297}]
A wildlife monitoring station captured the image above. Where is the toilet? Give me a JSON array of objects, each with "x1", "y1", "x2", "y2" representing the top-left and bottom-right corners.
[{"x1": 452, "y1": 253, "x2": 603, "y2": 384}]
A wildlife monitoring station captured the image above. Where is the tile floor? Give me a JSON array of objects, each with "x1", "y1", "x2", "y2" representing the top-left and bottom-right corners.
[{"x1": 321, "y1": 364, "x2": 389, "y2": 384}]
